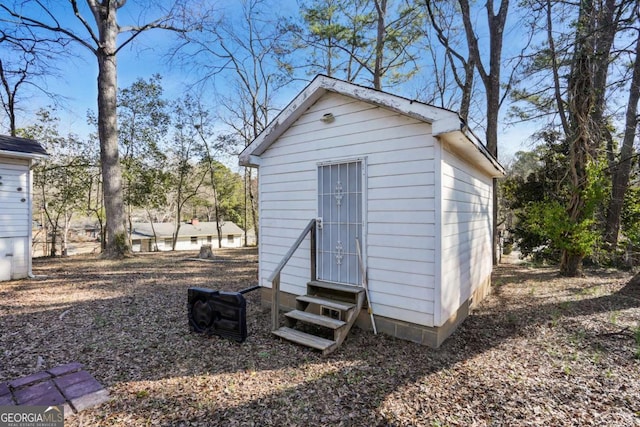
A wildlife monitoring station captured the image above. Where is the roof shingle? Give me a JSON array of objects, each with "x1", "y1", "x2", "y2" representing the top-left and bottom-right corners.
[{"x1": 0, "y1": 134, "x2": 48, "y2": 157}]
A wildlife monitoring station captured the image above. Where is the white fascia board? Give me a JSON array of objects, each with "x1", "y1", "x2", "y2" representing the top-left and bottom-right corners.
[
  {"x1": 436, "y1": 130, "x2": 505, "y2": 178},
  {"x1": 432, "y1": 115, "x2": 463, "y2": 136},
  {"x1": 238, "y1": 75, "x2": 456, "y2": 166},
  {"x1": 0, "y1": 150, "x2": 48, "y2": 161},
  {"x1": 239, "y1": 77, "x2": 329, "y2": 167},
  {"x1": 433, "y1": 115, "x2": 505, "y2": 177},
  {"x1": 319, "y1": 77, "x2": 452, "y2": 124},
  {"x1": 239, "y1": 155, "x2": 261, "y2": 168}
]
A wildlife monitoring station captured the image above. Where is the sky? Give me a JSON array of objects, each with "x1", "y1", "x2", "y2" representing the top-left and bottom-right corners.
[{"x1": 2, "y1": 0, "x2": 537, "y2": 167}]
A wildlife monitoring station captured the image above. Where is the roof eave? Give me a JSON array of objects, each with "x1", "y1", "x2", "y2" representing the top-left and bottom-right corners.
[
  {"x1": 239, "y1": 75, "x2": 505, "y2": 177},
  {"x1": 433, "y1": 117, "x2": 505, "y2": 178},
  {"x1": 240, "y1": 77, "x2": 329, "y2": 166},
  {"x1": 239, "y1": 75, "x2": 453, "y2": 167},
  {"x1": 0, "y1": 149, "x2": 49, "y2": 161}
]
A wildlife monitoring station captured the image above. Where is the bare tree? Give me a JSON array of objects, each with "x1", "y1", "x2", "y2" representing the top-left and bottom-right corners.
[
  {"x1": 21, "y1": 109, "x2": 92, "y2": 257},
  {"x1": 423, "y1": 0, "x2": 475, "y2": 121},
  {"x1": 604, "y1": 5, "x2": 640, "y2": 245},
  {"x1": 177, "y1": 0, "x2": 295, "y2": 246},
  {"x1": 425, "y1": 0, "x2": 521, "y2": 264},
  {"x1": 0, "y1": 24, "x2": 67, "y2": 135},
  {"x1": 0, "y1": 1, "x2": 187, "y2": 257}
]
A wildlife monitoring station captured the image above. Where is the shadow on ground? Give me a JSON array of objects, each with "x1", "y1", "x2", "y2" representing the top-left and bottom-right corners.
[{"x1": 1, "y1": 252, "x2": 639, "y2": 425}]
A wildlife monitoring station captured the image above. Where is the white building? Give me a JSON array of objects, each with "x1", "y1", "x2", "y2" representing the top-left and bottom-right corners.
[
  {"x1": 129, "y1": 220, "x2": 246, "y2": 251},
  {"x1": 239, "y1": 75, "x2": 504, "y2": 348},
  {"x1": 0, "y1": 135, "x2": 47, "y2": 281}
]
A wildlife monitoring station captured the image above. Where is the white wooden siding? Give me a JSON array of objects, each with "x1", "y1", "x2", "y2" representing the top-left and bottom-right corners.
[
  {"x1": 0, "y1": 157, "x2": 31, "y2": 279},
  {"x1": 258, "y1": 93, "x2": 437, "y2": 326},
  {"x1": 0, "y1": 159, "x2": 30, "y2": 237},
  {"x1": 439, "y1": 145, "x2": 493, "y2": 325}
]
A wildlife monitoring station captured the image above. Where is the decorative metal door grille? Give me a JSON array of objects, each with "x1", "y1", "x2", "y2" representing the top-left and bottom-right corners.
[{"x1": 317, "y1": 161, "x2": 363, "y2": 285}]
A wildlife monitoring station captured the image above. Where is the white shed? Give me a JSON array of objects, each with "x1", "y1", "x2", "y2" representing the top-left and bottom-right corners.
[
  {"x1": 0, "y1": 135, "x2": 47, "y2": 281},
  {"x1": 239, "y1": 75, "x2": 504, "y2": 352}
]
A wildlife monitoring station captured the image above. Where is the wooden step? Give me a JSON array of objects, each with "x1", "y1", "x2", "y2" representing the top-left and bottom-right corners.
[
  {"x1": 284, "y1": 310, "x2": 346, "y2": 329},
  {"x1": 296, "y1": 295, "x2": 355, "y2": 312},
  {"x1": 308, "y1": 280, "x2": 364, "y2": 294},
  {"x1": 273, "y1": 327, "x2": 336, "y2": 353}
]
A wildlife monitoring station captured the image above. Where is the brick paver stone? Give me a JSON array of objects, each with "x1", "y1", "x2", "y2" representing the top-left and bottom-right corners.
[
  {"x1": 5, "y1": 363, "x2": 108, "y2": 417},
  {"x1": 47, "y1": 362, "x2": 83, "y2": 377},
  {"x1": 13, "y1": 380, "x2": 66, "y2": 406},
  {"x1": 71, "y1": 388, "x2": 109, "y2": 412},
  {"x1": 52, "y1": 370, "x2": 94, "y2": 391},
  {"x1": 54, "y1": 372, "x2": 103, "y2": 400},
  {"x1": 0, "y1": 393, "x2": 14, "y2": 406},
  {"x1": 8, "y1": 371, "x2": 51, "y2": 389}
]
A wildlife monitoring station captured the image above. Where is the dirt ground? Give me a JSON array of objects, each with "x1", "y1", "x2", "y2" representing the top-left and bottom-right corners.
[{"x1": 1, "y1": 249, "x2": 639, "y2": 426}]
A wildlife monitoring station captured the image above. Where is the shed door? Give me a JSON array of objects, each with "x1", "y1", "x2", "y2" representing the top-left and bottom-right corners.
[{"x1": 317, "y1": 161, "x2": 363, "y2": 285}]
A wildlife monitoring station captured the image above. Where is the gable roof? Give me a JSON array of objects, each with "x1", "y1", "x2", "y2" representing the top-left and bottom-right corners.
[
  {"x1": 130, "y1": 221, "x2": 245, "y2": 239},
  {"x1": 239, "y1": 75, "x2": 504, "y2": 177},
  {"x1": 0, "y1": 134, "x2": 48, "y2": 160}
]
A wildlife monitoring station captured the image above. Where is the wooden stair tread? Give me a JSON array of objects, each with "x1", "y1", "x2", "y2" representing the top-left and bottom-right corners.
[
  {"x1": 284, "y1": 310, "x2": 346, "y2": 329},
  {"x1": 296, "y1": 295, "x2": 355, "y2": 311},
  {"x1": 308, "y1": 280, "x2": 364, "y2": 294},
  {"x1": 273, "y1": 327, "x2": 336, "y2": 351}
]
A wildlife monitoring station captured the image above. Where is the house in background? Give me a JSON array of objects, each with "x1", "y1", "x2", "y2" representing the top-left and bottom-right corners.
[
  {"x1": 129, "y1": 219, "x2": 246, "y2": 252},
  {"x1": 239, "y1": 75, "x2": 504, "y2": 353},
  {"x1": 0, "y1": 135, "x2": 48, "y2": 281}
]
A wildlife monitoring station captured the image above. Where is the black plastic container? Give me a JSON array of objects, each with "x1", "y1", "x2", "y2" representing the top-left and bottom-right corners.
[{"x1": 188, "y1": 287, "x2": 248, "y2": 342}]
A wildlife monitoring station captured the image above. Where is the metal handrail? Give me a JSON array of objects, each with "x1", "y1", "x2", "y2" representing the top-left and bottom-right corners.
[
  {"x1": 355, "y1": 238, "x2": 377, "y2": 335},
  {"x1": 268, "y1": 218, "x2": 316, "y2": 331}
]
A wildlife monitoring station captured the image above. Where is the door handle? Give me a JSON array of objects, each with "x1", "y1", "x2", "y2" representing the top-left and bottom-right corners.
[{"x1": 316, "y1": 217, "x2": 323, "y2": 229}]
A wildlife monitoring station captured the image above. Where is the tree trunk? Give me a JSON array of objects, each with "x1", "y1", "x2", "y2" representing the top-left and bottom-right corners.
[
  {"x1": 211, "y1": 168, "x2": 223, "y2": 249},
  {"x1": 62, "y1": 211, "x2": 73, "y2": 256},
  {"x1": 373, "y1": 0, "x2": 387, "y2": 90},
  {"x1": 486, "y1": 92, "x2": 500, "y2": 266},
  {"x1": 49, "y1": 224, "x2": 57, "y2": 257},
  {"x1": 605, "y1": 29, "x2": 640, "y2": 245},
  {"x1": 96, "y1": 10, "x2": 128, "y2": 258},
  {"x1": 459, "y1": 0, "x2": 509, "y2": 265},
  {"x1": 560, "y1": 0, "x2": 596, "y2": 276},
  {"x1": 172, "y1": 222, "x2": 180, "y2": 251},
  {"x1": 560, "y1": 251, "x2": 583, "y2": 277},
  {"x1": 0, "y1": 59, "x2": 18, "y2": 136},
  {"x1": 591, "y1": 0, "x2": 617, "y2": 168},
  {"x1": 146, "y1": 208, "x2": 159, "y2": 251}
]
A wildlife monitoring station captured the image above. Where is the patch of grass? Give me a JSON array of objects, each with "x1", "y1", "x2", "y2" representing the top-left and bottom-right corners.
[
  {"x1": 135, "y1": 390, "x2": 149, "y2": 399},
  {"x1": 93, "y1": 314, "x2": 107, "y2": 328},
  {"x1": 579, "y1": 285, "x2": 599, "y2": 296},
  {"x1": 549, "y1": 310, "x2": 561, "y2": 328},
  {"x1": 559, "y1": 300, "x2": 572, "y2": 310},
  {"x1": 609, "y1": 310, "x2": 620, "y2": 325},
  {"x1": 569, "y1": 329, "x2": 586, "y2": 346}
]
